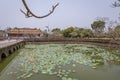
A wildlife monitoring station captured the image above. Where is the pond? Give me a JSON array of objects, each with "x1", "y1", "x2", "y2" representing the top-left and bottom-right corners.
[{"x1": 0, "y1": 44, "x2": 120, "y2": 80}]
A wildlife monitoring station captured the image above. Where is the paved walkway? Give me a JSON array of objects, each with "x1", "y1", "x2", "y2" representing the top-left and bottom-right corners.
[{"x1": 0, "y1": 39, "x2": 23, "y2": 48}]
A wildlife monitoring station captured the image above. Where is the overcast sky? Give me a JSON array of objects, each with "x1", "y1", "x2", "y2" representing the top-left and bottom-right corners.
[{"x1": 0, "y1": 0, "x2": 119, "y2": 30}]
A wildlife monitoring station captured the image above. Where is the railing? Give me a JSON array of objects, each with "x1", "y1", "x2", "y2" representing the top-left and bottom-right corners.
[
  {"x1": 0, "y1": 39, "x2": 23, "y2": 48},
  {"x1": 24, "y1": 38, "x2": 120, "y2": 48}
]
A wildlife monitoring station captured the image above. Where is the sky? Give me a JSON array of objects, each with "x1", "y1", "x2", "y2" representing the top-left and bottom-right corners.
[{"x1": 0, "y1": 0, "x2": 119, "y2": 31}]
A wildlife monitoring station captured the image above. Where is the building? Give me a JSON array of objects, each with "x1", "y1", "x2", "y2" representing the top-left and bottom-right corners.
[
  {"x1": 0, "y1": 30, "x2": 7, "y2": 40},
  {"x1": 8, "y1": 28, "x2": 42, "y2": 38}
]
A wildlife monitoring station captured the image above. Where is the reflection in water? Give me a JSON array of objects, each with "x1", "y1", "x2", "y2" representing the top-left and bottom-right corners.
[{"x1": 0, "y1": 44, "x2": 120, "y2": 80}]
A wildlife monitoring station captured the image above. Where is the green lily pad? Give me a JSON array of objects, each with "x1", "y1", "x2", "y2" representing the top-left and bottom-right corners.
[{"x1": 14, "y1": 44, "x2": 120, "y2": 80}]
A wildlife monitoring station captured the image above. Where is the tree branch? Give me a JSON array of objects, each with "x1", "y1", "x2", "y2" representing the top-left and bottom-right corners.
[
  {"x1": 21, "y1": 0, "x2": 59, "y2": 18},
  {"x1": 113, "y1": 0, "x2": 120, "y2": 7}
]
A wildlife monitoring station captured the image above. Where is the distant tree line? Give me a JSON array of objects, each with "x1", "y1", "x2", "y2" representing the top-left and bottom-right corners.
[
  {"x1": 1, "y1": 17, "x2": 120, "y2": 40},
  {"x1": 43, "y1": 18, "x2": 120, "y2": 40}
]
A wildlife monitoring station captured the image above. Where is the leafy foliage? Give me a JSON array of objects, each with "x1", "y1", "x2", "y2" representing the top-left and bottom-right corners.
[
  {"x1": 114, "y1": 25, "x2": 120, "y2": 37},
  {"x1": 52, "y1": 28, "x2": 61, "y2": 33},
  {"x1": 91, "y1": 20, "x2": 105, "y2": 32},
  {"x1": 62, "y1": 27, "x2": 74, "y2": 37},
  {"x1": 62, "y1": 27, "x2": 93, "y2": 38}
]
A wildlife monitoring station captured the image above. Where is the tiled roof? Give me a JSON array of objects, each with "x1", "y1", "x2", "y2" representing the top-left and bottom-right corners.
[{"x1": 8, "y1": 28, "x2": 42, "y2": 34}]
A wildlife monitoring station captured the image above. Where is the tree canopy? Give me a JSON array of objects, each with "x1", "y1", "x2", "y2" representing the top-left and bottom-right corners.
[
  {"x1": 61, "y1": 27, "x2": 93, "y2": 38},
  {"x1": 91, "y1": 20, "x2": 105, "y2": 32}
]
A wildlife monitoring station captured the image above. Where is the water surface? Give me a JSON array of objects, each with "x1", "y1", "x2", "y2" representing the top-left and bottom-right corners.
[{"x1": 0, "y1": 44, "x2": 120, "y2": 80}]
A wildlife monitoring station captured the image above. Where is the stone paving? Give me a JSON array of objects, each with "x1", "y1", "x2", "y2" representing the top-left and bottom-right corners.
[{"x1": 0, "y1": 39, "x2": 23, "y2": 48}]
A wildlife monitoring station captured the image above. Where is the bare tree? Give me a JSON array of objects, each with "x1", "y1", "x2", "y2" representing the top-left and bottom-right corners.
[
  {"x1": 21, "y1": 0, "x2": 59, "y2": 18},
  {"x1": 113, "y1": 0, "x2": 120, "y2": 7}
]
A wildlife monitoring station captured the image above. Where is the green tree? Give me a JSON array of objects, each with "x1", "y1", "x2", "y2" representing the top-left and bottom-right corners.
[
  {"x1": 61, "y1": 27, "x2": 93, "y2": 38},
  {"x1": 76, "y1": 28, "x2": 93, "y2": 38},
  {"x1": 51, "y1": 28, "x2": 63, "y2": 38},
  {"x1": 62, "y1": 27, "x2": 74, "y2": 37},
  {"x1": 91, "y1": 20, "x2": 105, "y2": 38},
  {"x1": 52, "y1": 28, "x2": 61, "y2": 33},
  {"x1": 82, "y1": 29, "x2": 93, "y2": 38},
  {"x1": 91, "y1": 20, "x2": 105, "y2": 32},
  {"x1": 75, "y1": 28, "x2": 84, "y2": 38},
  {"x1": 114, "y1": 25, "x2": 120, "y2": 37},
  {"x1": 70, "y1": 31, "x2": 78, "y2": 38}
]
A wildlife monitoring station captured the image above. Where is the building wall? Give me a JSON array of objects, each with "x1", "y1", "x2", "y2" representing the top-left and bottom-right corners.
[{"x1": 8, "y1": 28, "x2": 42, "y2": 39}]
